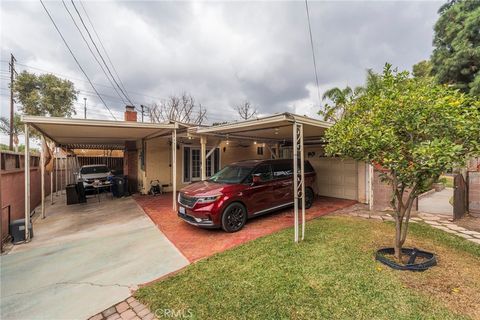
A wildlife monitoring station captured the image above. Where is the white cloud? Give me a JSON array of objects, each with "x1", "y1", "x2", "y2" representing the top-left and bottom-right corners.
[{"x1": 1, "y1": 0, "x2": 442, "y2": 133}]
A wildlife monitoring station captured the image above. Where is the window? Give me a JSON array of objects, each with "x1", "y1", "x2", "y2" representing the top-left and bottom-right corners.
[
  {"x1": 272, "y1": 162, "x2": 292, "y2": 179},
  {"x1": 257, "y1": 146, "x2": 264, "y2": 155},
  {"x1": 191, "y1": 149, "x2": 200, "y2": 179},
  {"x1": 252, "y1": 164, "x2": 272, "y2": 182},
  {"x1": 214, "y1": 149, "x2": 220, "y2": 173},
  {"x1": 183, "y1": 147, "x2": 190, "y2": 182},
  {"x1": 209, "y1": 165, "x2": 252, "y2": 184},
  {"x1": 183, "y1": 146, "x2": 220, "y2": 183},
  {"x1": 80, "y1": 165, "x2": 109, "y2": 174}
]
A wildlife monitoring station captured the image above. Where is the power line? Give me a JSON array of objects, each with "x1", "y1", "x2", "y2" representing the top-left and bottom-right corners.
[
  {"x1": 13, "y1": 62, "x2": 164, "y2": 104},
  {"x1": 70, "y1": 0, "x2": 134, "y2": 106},
  {"x1": 39, "y1": 0, "x2": 117, "y2": 120},
  {"x1": 304, "y1": 0, "x2": 321, "y2": 106},
  {"x1": 78, "y1": 0, "x2": 131, "y2": 101},
  {"x1": 8, "y1": 62, "x2": 226, "y2": 119},
  {"x1": 61, "y1": 0, "x2": 128, "y2": 106}
]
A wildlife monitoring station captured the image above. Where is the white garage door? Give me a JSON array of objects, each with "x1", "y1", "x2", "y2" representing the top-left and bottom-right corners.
[{"x1": 310, "y1": 158, "x2": 358, "y2": 200}]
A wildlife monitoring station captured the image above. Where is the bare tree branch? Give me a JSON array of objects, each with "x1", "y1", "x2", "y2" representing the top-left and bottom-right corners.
[
  {"x1": 147, "y1": 92, "x2": 207, "y2": 125},
  {"x1": 235, "y1": 101, "x2": 257, "y2": 120}
]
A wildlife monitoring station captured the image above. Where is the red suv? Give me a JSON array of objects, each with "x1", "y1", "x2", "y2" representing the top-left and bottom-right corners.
[{"x1": 177, "y1": 159, "x2": 316, "y2": 232}]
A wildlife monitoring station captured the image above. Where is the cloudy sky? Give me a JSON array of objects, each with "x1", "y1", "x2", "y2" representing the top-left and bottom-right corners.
[{"x1": 1, "y1": 0, "x2": 442, "y2": 144}]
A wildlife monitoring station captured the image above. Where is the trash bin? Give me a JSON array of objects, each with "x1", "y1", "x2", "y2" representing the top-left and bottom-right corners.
[
  {"x1": 66, "y1": 184, "x2": 79, "y2": 205},
  {"x1": 76, "y1": 181, "x2": 86, "y2": 203},
  {"x1": 111, "y1": 176, "x2": 126, "y2": 198},
  {"x1": 10, "y1": 219, "x2": 33, "y2": 244}
]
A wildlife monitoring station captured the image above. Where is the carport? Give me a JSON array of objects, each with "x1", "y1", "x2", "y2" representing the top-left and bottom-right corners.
[
  {"x1": 21, "y1": 115, "x2": 179, "y2": 242},
  {"x1": 189, "y1": 112, "x2": 332, "y2": 242}
]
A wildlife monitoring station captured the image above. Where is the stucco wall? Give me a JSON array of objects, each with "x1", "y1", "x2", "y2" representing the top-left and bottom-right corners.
[
  {"x1": 139, "y1": 138, "x2": 272, "y2": 193},
  {"x1": 139, "y1": 139, "x2": 367, "y2": 202}
]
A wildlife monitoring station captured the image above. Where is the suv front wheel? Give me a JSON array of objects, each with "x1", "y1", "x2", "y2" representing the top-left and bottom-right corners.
[{"x1": 221, "y1": 203, "x2": 247, "y2": 232}]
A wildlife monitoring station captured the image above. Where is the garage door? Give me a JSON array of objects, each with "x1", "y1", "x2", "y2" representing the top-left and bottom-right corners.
[{"x1": 310, "y1": 158, "x2": 358, "y2": 200}]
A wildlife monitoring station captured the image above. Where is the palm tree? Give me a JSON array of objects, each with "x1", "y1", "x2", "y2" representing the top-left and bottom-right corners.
[
  {"x1": 0, "y1": 114, "x2": 24, "y2": 152},
  {"x1": 318, "y1": 69, "x2": 382, "y2": 122},
  {"x1": 318, "y1": 86, "x2": 363, "y2": 122}
]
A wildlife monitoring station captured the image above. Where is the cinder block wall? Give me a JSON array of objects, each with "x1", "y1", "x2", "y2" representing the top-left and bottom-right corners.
[
  {"x1": 468, "y1": 171, "x2": 480, "y2": 216},
  {"x1": 372, "y1": 170, "x2": 393, "y2": 211},
  {"x1": 1, "y1": 152, "x2": 55, "y2": 237}
]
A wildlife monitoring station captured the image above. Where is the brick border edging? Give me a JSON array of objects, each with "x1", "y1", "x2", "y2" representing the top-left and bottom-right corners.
[{"x1": 88, "y1": 296, "x2": 156, "y2": 320}]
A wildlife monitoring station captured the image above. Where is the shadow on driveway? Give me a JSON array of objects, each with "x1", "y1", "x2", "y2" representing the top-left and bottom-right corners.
[{"x1": 1, "y1": 196, "x2": 188, "y2": 320}]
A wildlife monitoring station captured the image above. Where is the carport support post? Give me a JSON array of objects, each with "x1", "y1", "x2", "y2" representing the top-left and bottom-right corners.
[
  {"x1": 293, "y1": 123, "x2": 299, "y2": 243},
  {"x1": 292, "y1": 122, "x2": 306, "y2": 243},
  {"x1": 65, "y1": 155, "x2": 68, "y2": 203},
  {"x1": 24, "y1": 123, "x2": 31, "y2": 241},
  {"x1": 300, "y1": 125, "x2": 305, "y2": 241},
  {"x1": 200, "y1": 136, "x2": 207, "y2": 180},
  {"x1": 50, "y1": 171, "x2": 53, "y2": 205},
  {"x1": 40, "y1": 135, "x2": 45, "y2": 219},
  {"x1": 172, "y1": 129, "x2": 177, "y2": 212}
]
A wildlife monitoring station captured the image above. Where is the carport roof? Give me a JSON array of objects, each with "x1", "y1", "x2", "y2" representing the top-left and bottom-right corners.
[
  {"x1": 22, "y1": 115, "x2": 179, "y2": 149},
  {"x1": 190, "y1": 112, "x2": 332, "y2": 141}
]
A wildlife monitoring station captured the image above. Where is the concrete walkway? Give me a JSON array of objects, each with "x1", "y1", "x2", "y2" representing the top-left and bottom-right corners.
[
  {"x1": 344, "y1": 208, "x2": 480, "y2": 245},
  {"x1": 0, "y1": 196, "x2": 188, "y2": 320},
  {"x1": 418, "y1": 188, "x2": 453, "y2": 216}
]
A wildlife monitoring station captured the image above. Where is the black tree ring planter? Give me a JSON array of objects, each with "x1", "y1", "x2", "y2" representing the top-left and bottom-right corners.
[{"x1": 375, "y1": 248, "x2": 437, "y2": 271}]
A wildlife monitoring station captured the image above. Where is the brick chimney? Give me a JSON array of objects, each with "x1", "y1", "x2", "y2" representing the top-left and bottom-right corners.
[{"x1": 124, "y1": 105, "x2": 137, "y2": 122}]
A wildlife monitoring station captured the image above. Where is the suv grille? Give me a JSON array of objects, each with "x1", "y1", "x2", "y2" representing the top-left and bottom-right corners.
[{"x1": 179, "y1": 193, "x2": 197, "y2": 208}]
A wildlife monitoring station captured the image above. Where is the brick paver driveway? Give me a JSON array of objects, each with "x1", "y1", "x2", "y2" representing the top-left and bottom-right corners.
[{"x1": 135, "y1": 194, "x2": 356, "y2": 262}]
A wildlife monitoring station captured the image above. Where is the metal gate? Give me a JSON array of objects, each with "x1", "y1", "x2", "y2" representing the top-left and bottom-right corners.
[{"x1": 453, "y1": 174, "x2": 466, "y2": 220}]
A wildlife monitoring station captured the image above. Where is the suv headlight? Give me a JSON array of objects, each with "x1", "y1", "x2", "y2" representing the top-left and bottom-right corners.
[{"x1": 197, "y1": 195, "x2": 221, "y2": 204}]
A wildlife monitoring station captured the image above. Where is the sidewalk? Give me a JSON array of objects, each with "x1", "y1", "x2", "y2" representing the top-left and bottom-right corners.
[
  {"x1": 342, "y1": 205, "x2": 480, "y2": 245},
  {"x1": 418, "y1": 187, "x2": 453, "y2": 215}
]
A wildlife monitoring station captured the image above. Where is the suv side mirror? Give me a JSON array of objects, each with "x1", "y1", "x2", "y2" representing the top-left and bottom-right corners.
[{"x1": 252, "y1": 175, "x2": 261, "y2": 185}]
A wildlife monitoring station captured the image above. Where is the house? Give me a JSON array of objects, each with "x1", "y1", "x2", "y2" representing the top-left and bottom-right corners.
[
  {"x1": 123, "y1": 107, "x2": 369, "y2": 205},
  {"x1": 19, "y1": 105, "x2": 374, "y2": 242}
]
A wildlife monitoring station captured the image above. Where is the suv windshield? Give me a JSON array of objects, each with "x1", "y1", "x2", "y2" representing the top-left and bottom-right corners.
[
  {"x1": 209, "y1": 165, "x2": 253, "y2": 184},
  {"x1": 80, "y1": 166, "x2": 109, "y2": 175}
]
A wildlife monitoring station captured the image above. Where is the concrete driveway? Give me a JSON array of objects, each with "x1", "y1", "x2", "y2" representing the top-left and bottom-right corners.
[
  {"x1": 0, "y1": 196, "x2": 188, "y2": 320},
  {"x1": 418, "y1": 187, "x2": 453, "y2": 216}
]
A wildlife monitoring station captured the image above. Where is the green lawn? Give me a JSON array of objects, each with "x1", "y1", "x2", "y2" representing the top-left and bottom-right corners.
[
  {"x1": 136, "y1": 216, "x2": 480, "y2": 320},
  {"x1": 440, "y1": 175, "x2": 454, "y2": 188}
]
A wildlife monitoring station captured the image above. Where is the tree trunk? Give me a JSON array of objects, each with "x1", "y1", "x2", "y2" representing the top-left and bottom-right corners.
[
  {"x1": 393, "y1": 186, "x2": 417, "y2": 261},
  {"x1": 394, "y1": 207, "x2": 405, "y2": 260}
]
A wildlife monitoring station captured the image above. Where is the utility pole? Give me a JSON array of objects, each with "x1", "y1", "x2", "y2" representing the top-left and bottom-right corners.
[
  {"x1": 84, "y1": 97, "x2": 87, "y2": 119},
  {"x1": 141, "y1": 104, "x2": 145, "y2": 122},
  {"x1": 8, "y1": 53, "x2": 16, "y2": 151}
]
